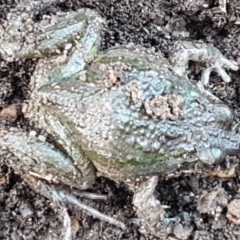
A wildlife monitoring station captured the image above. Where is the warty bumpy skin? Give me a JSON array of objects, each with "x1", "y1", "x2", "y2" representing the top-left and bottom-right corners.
[{"x1": 0, "y1": 4, "x2": 239, "y2": 239}]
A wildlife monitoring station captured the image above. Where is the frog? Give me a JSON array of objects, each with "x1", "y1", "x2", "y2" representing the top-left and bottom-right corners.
[{"x1": 0, "y1": 4, "x2": 240, "y2": 239}]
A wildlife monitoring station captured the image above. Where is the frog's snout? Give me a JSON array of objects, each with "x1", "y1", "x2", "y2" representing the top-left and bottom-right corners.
[{"x1": 212, "y1": 104, "x2": 233, "y2": 128}]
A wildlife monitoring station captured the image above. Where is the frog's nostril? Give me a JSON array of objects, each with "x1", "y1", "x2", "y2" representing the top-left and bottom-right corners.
[{"x1": 212, "y1": 104, "x2": 233, "y2": 128}]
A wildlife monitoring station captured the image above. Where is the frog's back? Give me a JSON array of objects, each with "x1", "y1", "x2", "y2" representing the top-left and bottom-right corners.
[
  {"x1": 78, "y1": 46, "x2": 238, "y2": 179},
  {"x1": 39, "y1": 46, "x2": 237, "y2": 180}
]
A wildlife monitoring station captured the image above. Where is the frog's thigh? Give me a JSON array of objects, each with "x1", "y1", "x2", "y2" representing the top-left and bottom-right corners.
[
  {"x1": 0, "y1": 129, "x2": 94, "y2": 189},
  {"x1": 38, "y1": 112, "x2": 96, "y2": 188},
  {"x1": 30, "y1": 9, "x2": 104, "y2": 89}
]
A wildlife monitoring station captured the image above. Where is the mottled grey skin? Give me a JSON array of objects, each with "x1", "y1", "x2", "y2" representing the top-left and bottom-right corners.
[
  {"x1": 33, "y1": 45, "x2": 239, "y2": 182},
  {"x1": 0, "y1": 6, "x2": 239, "y2": 239}
]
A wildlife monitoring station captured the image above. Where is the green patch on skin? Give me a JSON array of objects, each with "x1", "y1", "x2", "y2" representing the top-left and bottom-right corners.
[
  {"x1": 74, "y1": 13, "x2": 88, "y2": 22},
  {"x1": 86, "y1": 142, "x2": 165, "y2": 178},
  {"x1": 86, "y1": 70, "x2": 98, "y2": 84},
  {"x1": 130, "y1": 142, "x2": 165, "y2": 165},
  {"x1": 47, "y1": 70, "x2": 80, "y2": 85},
  {"x1": 89, "y1": 38, "x2": 101, "y2": 57},
  {"x1": 171, "y1": 150, "x2": 185, "y2": 158},
  {"x1": 22, "y1": 51, "x2": 41, "y2": 59},
  {"x1": 48, "y1": 69, "x2": 63, "y2": 83}
]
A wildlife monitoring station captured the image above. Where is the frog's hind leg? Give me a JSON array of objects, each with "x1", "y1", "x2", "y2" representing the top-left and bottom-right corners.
[
  {"x1": 0, "y1": 128, "x2": 126, "y2": 239},
  {"x1": 20, "y1": 174, "x2": 126, "y2": 239},
  {"x1": 27, "y1": 112, "x2": 126, "y2": 229},
  {"x1": 24, "y1": 176, "x2": 126, "y2": 240},
  {"x1": 133, "y1": 176, "x2": 167, "y2": 239}
]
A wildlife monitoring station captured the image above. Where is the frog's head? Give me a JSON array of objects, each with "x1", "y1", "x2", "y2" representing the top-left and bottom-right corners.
[{"x1": 130, "y1": 71, "x2": 238, "y2": 167}]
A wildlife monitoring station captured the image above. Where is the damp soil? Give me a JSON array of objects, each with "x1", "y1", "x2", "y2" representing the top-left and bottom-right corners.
[{"x1": 1, "y1": 0, "x2": 240, "y2": 239}]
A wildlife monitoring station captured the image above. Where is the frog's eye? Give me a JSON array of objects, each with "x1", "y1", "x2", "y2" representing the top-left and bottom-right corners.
[{"x1": 212, "y1": 104, "x2": 233, "y2": 128}]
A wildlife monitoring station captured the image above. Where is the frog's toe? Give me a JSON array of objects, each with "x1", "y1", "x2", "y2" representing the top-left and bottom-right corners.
[
  {"x1": 201, "y1": 58, "x2": 238, "y2": 85},
  {"x1": 220, "y1": 57, "x2": 239, "y2": 71},
  {"x1": 215, "y1": 67, "x2": 231, "y2": 83},
  {"x1": 57, "y1": 190, "x2": 126, "y2": 230},
  {"x1": 201, "y1": 66, "x2": 232, "y2": 85},
  {"x1": 214, "y1": 58, "x2": 238, "y2": 82},
  {"x1": 201, "y1": 67, "x2": 212, "y2": 85},
  {"x1": 133, "y1": 176, "x2": 168, "y2": 238}
]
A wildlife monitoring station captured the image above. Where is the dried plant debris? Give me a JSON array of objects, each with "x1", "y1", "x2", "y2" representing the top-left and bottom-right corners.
[
  {"x1": 197, "y1": 188, "x2": 228, "y2": 218},
  {"x1": 203, "y1": 167, "x2": 236, "y2": 179},
  {"x1": 227, "y1": 199, "x2": 240, "y2": 225},
  {"x1": 0, "y1": 103, "x2": 20, "y2": 121},
  {"x1": 1, "y1": 0, "x2": 240, "y2": 240}
]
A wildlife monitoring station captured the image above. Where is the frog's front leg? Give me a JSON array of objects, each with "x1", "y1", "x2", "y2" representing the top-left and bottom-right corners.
[
  {"x1": 133, "y1": 176, "x2": 167, "y2": 239},
  {"x1": 169, "y1": 41, "x2": 239, "y2": 85}
]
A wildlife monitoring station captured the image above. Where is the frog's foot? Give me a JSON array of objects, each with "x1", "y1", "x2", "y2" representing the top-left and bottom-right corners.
[
  {"x1": 133, "y1": 176, "x2": 167, "y2": 239},
  {"x1": 169, "y1": 41, "x2": 239, "y2": 85},
  {"x1": 24, "y1": 176, "x2": 126, "y2": 239}
]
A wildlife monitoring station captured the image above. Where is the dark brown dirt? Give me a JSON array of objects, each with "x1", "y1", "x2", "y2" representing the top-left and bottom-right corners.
[{"x1": 1, "y1": 0, "x2": 240, "y2": 239}]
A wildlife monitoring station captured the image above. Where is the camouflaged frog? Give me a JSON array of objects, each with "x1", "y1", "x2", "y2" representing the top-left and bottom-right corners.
[{"x1": 0, "y1": 7, "x2": 239, "y2": 239}]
